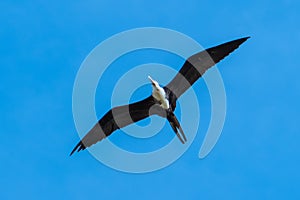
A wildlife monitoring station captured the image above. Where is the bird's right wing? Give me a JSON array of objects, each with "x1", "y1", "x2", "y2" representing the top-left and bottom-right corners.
[
  {"x1": 70, "y1": 96, "x2": 162, "y2": 155},
  {"x1": 166, "y1": 37, "x2": 250, "y2": 99}
]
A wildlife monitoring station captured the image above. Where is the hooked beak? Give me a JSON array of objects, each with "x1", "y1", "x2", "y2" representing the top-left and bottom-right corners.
[{"x1": 148, "y1": 76, "x2": 155, "y2": 85}]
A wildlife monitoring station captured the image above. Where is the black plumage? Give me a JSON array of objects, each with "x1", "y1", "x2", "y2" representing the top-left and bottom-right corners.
[{"x1": 70, "y1": 37, "x2": 249, "y2": 156}]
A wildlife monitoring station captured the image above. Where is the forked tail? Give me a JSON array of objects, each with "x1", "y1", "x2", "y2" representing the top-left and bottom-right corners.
[{"x1": 167, "y1": 111, "x2": 187, "y2": 144}]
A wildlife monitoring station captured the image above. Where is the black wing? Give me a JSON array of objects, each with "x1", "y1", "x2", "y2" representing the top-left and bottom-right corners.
[
  {"x1": 70, "y1": 96, "x2": 160, "y2": 155},
  {"x1": 166, "y1": 37, "x2": 250, "y2": 99}
]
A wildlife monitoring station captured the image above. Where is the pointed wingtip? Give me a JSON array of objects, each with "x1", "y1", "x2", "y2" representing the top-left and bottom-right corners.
[
  {"x1": 237, "y1": 36, "x2": 251, "y2": 44},
  {"x1": 69, "y1": 145, "x2": 77, "y2": 156},
  {"x1": 69, "y1": 149, "x2": 76, "y2": 157},
  {"x1": 243, "y1": 36, "x2": 251, "y2": 41},
  {"x1": 69, "y1": 141, "x2": 85, "y2": 156},
  {"x1": 233, "y1": 36, "x2": 251, "y2": 45}
]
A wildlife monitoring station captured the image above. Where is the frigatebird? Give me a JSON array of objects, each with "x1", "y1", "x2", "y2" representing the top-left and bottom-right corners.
[{"x1": 70, "y1": 37, "x2": 249, "y2": 156}]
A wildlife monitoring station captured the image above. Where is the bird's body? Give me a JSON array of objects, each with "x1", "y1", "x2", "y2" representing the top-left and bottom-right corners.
[
  {"x1": 70, "y1": 37, "x2": 250, "y2": 156},
  {"x1": 148, "y1": 76, "x2": 169, "y2": 110}
]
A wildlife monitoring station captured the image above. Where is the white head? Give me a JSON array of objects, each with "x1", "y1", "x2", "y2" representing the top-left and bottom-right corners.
[
  {"x1": 148, "y1": 75, "x2": 169, "y2": 109},
  {"x1": 148, "y1": 76, "x2": 160, "y2": 91}
]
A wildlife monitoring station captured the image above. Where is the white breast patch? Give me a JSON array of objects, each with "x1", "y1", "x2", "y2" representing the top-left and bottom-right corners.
[{"x1": 153, "y1": 88, "x2": 169, "y2": 109}]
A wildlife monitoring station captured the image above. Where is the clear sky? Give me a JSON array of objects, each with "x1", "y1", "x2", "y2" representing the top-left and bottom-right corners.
[{"x1": 1, "y1": 0, "x2": 299, "y2": 199}]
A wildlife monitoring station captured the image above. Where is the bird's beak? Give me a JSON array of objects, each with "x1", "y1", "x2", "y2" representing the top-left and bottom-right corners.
[{"x1": 148, "y1": 76, "x2": 155, "y2": 85}]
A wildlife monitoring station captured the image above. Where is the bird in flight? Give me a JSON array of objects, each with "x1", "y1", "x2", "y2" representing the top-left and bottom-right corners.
[{"x1": 70, "y1": 37, "x2": 250, "y2": 156}]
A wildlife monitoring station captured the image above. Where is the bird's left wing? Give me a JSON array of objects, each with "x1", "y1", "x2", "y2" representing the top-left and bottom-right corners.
[
  {"x1": 70, "y1": 96, "x2": 159, "y2": 155},
  {"x1": 166, "y1": 37, "x2": 250, "y2": 99}
]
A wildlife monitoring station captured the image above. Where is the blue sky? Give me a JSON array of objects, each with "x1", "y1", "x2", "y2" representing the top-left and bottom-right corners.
[{"x1": 1, "y1": 0, "x2": 299, "y2": 199}]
